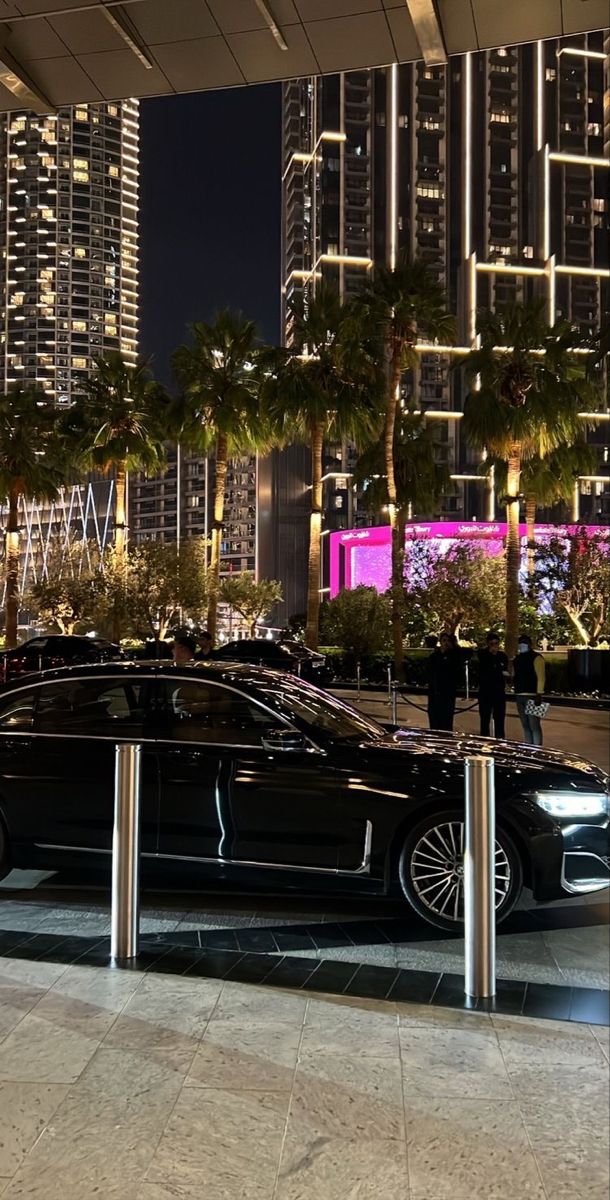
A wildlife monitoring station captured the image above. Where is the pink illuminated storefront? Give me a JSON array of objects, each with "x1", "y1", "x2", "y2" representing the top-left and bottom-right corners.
[{"x1": 330, "y1": 522, "x2": 608, "y2": 597}]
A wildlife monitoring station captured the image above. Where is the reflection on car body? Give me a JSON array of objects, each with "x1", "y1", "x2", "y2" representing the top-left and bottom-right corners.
[{"x1": 0, "y1": 661, "x2": 607, "y2": 931}]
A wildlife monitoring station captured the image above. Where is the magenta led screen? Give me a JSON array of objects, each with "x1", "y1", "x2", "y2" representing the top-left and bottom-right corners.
[{"x1": 330, "y1": 521, "x2": 609, "y2": 597}]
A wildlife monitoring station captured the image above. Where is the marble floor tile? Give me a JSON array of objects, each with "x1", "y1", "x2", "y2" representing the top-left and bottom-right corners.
[
  {"x1": 102, "y1": 1013, "x2": 201, "y2": 1075},
  {"x1": 186, "y1": 1020, "x2": 301, "y2": 1091},
  {"x1": 212, "y1": 982, "x2": 306, "y2": 1025},
  {"x1": 50, "y1": 963, "x2": 141, "y2": 1012},
  {"x1": 399, "y1": 1027, "x2": 512, "y2": 1099},
  {"x1": 0, "y1": 1013, "x2": 101, "y2": 1083},
  {"x1": 508, "y1": 1059, "x2": 609, "y2": 1099},
  {"x1": 145, "y1": 1087, "x2": 289, "y2": 1200},
  {"x1": 397, "y1": 1004, "x2": 493, "y2": 1032},
  {"x1": 318, "y1": 944, "x2": 398, "y2": 966},
  {"x1": 0, "y1": 958, "x2": 67, "y2": 990},
  {"x1": 590, "y1": 1023, "x2": 610, "y2": 1061},
  {"x1": 275, "y1": 1135, "x2": 409, "y2": 1200},
  {"x1": 0, "y1": 1082, "x2": 68, "y2": 1176},
  {"x1": 405, "y1": 1097, "x2": 545, "y2": 1199},
  {"x1": 301, "y1": 1000, "x2": 399, "y2": 1057},
  {"x1": 520, "y1": 1094, "x2": 610, "y2": 1200},
  {"x1": 289, "y1": 1052, "x2": 404, "y2": 1140},
  {"x1": 2, "y1": 1048, "x2": 186, "y2": 1199},
  {"x1": 30, "y1": 987, "x2": 121, "y2": 1040},
  {"x1": 492, "y1": 1013, "x2": 607, "y2": 1067},
  {"x1": 124, "y1": 975, "x2": 223, "y2": 1032}
]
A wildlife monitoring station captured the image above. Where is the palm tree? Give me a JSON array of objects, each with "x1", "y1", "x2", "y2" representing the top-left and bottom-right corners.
[
  {"x1": 172, "y1": 311, "x2": 273, "y2": 643},
  {"x1": 492, "y1": 441, "x2": 598, "y2": 576},
  {"x1": 359, "y1": 254, "x2": 455, "y2": 675},
  {"x1": 354, "y1": 407, "x2": 451, "y2": 554},
  {"x1": 267, "y1": 286, "x2": 383, "y2": 651},
  {"x1": 64, "y1": 352, "x2": 168, "y2": 563},
  {"x1": 462, "y1": 302, "x2": 596, "y2": 658},
  {"x1": 0, "y1": 386, "x2": 72, "y2": 648}
]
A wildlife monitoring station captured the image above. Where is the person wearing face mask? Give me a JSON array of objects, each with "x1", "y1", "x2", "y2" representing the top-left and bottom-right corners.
[{"x1": 513, "y1": 634, "x2": 546, "y2": 746}]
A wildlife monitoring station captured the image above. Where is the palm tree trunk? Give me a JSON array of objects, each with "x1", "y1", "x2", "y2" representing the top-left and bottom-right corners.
[
  {"x1": 114, "y1": 460, "x2": 127, "y2": 560},
  {"x1": 386, "y1": 349, "x2": 404, "y2": 679},
  {"x1": 525, "y1": 494, "x2": 536, "y2": 578},
  {"x1": 305, "y1": 421, "x2": 324, "y2": 651},
  {"x1": 207, "y1": 433, "x2": 228, "y2": 642},
  {"x1": 111, "y1": 460, "x2": 128, "y2": 644},
  {"x1": 5, "y1": 486, "x2": 21, "y2": 650},
  {"x1": 505, "y1": 449, "x2": 522, "y2": 661}
]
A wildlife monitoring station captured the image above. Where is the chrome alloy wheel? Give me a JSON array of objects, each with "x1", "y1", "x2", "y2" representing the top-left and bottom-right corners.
[{"x1": 410, "y1": 820, "x2": 511, "y2": 923}]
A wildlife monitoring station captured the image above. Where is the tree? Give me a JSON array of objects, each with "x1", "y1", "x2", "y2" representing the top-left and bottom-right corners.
[
  {"x1": 354, "y1": 407, "x2": 452, "y2": 630},
  {"x1": 219, "y1": 572, "x2": 283, "y2": 637},
  {"x1": 461, "y1": 302, "x2": 596, "y2": 658},
  {"x1": 491, "y1": 441, "x2": 597, "y2": 576},
  {"x1": 25, "y1": 535, "x2": 103, "y2": 635},
  {"x1": 534, "y1": 530, "x2": 610, "y2": 646},
  {"x1": 0, "y1": 386, "x2": 73, "y2": 648},
  {"x1": 64, "y1": 353, "x2": 169, "y2": 562},
  {"x1": 172, "y1": 311, "x2": 275, "y2": 643},
  {"x1": 407, "y1": 543, "x2": 506, "y2": 642},
  {"x1": 359, "y1": 255, "x2": 455, "y2": 676},
  {"x1": 266, "y1": 286, "x2": 382, "y2": 651},
  {"x1": 320, "y1": 586, "x2": 392, "y2": 660},
  {"x1": 113, "y1": 538, "x2": 209, "y2": 642}
]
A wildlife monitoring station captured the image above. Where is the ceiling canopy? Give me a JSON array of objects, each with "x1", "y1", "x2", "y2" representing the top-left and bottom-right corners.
[{"x1": 0, "y1": 0, "x2": 607, "y2": 114}]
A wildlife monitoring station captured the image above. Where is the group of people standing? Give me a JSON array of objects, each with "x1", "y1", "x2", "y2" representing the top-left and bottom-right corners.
[{"x1": 427, "y1": 631, "x2": 546, "y2": 745}]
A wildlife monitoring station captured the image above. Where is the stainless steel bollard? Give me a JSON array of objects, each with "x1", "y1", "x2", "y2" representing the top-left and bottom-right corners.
[
  {"x1": 356, "y1": 660, "x2": 361, "y2": 699},
  {"x1": 391, "y1": 683, "x2": 398, "y2": 726},
  {"x1": 387, "y1": 664, "x2": 392, "y2": 701},
  {"x1": 465, "y1": 660, "x2": 470, "y2": 700},
  {"x1": 464, "y1": 755, "x2": 496, "y2": 1000},
  {"x1": 111, "y1": 743, "x2": 142, "y2": 961}
]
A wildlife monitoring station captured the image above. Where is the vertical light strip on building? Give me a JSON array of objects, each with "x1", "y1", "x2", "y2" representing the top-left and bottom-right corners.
[
  {"x1": 463, "y1": 53, "x2": 472, "y2": 260},
  {"x1": 536, "y1": 40, "x2": 545, "y2": 151},
  {"x1": 387, "y1": 62, "x2": 399, "y2": 269}
]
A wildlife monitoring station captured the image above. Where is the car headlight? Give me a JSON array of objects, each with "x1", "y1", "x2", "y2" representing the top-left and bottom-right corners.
[{"x1": 533, "y1": 791, "x2": 609, "y2": 820}]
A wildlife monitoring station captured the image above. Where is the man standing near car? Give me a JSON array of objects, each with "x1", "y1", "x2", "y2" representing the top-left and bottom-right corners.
[{"x1": 477, "y1": 631, "x2": 508, "y2": 739}]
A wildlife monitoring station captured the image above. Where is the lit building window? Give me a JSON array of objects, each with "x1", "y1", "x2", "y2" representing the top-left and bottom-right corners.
[
  {"x1": 74, "y1": 247, "x2": 87, "y2": 259},
  {"x1": 72, "y1": 320, "x2": 87, "y2": 332},
  {"x1": 108, "y1": 165, "x2": 119, "y2": 178},
  {"x1": 73, "y1": 170, "x2": 89, "y2": 183},
  {"x1": 75, "y1": 108, "x2": 89, "y2": 121},
  {"x1": 107, "y1": 104, "x2": 118, "y2": 117},
  {"x1": 72, "y1": 356, "x2": 87, "y2": 369}
]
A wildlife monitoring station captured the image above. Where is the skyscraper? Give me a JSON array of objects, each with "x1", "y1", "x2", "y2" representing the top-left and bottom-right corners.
[
  {"x1": 0, "y1": 100, "x2": 139, "y2": 588},
  {"x1": 278, "y1": 32, "x2": 609, "y2": 616}
]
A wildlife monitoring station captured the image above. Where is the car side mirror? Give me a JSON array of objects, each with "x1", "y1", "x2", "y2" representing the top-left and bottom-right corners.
[{"x1": 261, "y1": 728, "x2": 307, "y2": 754}]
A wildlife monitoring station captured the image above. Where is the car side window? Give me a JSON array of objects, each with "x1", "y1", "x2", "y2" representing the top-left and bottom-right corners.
[
  {"x1": 159, "y1": 679, "x2": 279, "y2": 746},
  {"x1": 36, "y1": 678, "x2": 146, "y2": 738},
  {"x1": 0, "y1": 689, "x2": 36, "y2": 731}
]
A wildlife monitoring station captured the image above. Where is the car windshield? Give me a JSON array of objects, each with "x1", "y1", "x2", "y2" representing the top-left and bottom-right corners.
[{"x1": 252, "y1": 676, "x2": 385, "y2": 742}]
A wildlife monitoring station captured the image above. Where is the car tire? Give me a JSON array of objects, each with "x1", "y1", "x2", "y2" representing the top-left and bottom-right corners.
[{"x1": 398, "y1": 808, "x2": 523, "y2": 933}]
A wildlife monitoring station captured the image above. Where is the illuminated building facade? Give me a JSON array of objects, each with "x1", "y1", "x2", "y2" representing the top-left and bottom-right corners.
[
  {"x1": 0, "y1": 100, "x2": 139, "y2": 592},
  {"x1": 275, "y1": 32, "x2": 610, "y2": 618}
]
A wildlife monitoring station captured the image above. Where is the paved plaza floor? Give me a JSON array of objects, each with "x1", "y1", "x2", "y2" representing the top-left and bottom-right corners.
[{"x1": 0, "y1": 954, "x2": 607, "y2": 1200}]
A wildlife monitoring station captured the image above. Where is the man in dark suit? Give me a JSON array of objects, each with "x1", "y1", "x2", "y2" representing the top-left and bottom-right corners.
[{"x1": 477, "y1": 631, "x2": 508, "y2": 739}]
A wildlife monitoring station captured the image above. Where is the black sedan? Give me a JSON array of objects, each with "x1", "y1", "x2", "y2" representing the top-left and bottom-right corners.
[
  {"x1": 212, "y1": 638, "x2": 333, "y2": 684},
  {"x1": 0, "y1": 661, "x2": 607, "y2": 931},
  {"x1": 0, "y1": 634, "x2": 121, "y2": 683}
]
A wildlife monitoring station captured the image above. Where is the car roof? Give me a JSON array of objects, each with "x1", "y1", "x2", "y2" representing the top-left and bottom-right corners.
[{"x1": 0, "y1": 659, "x2": 294, "y2": 695}]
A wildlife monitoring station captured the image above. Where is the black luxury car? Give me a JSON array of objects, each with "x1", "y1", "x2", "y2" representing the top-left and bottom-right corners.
[
  {"x1": 212, "y1": 639, "x2": 333, "y2": 684},
  {"x1": 0, "y1": 635, "x2": 121, "y2": 683},
  {"x1": 0, "y1": 661, "x2": 607, "y2": 931}
]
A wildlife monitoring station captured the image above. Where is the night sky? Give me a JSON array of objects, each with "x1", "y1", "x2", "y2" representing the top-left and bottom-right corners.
[{"x1": 139, "y1": 84, "x2": 281, "y2": 387}]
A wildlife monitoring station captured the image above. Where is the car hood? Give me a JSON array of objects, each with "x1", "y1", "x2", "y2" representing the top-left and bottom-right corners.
[{"x1": 364, "y1": 728, "x2": 608, "y2": 788}]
